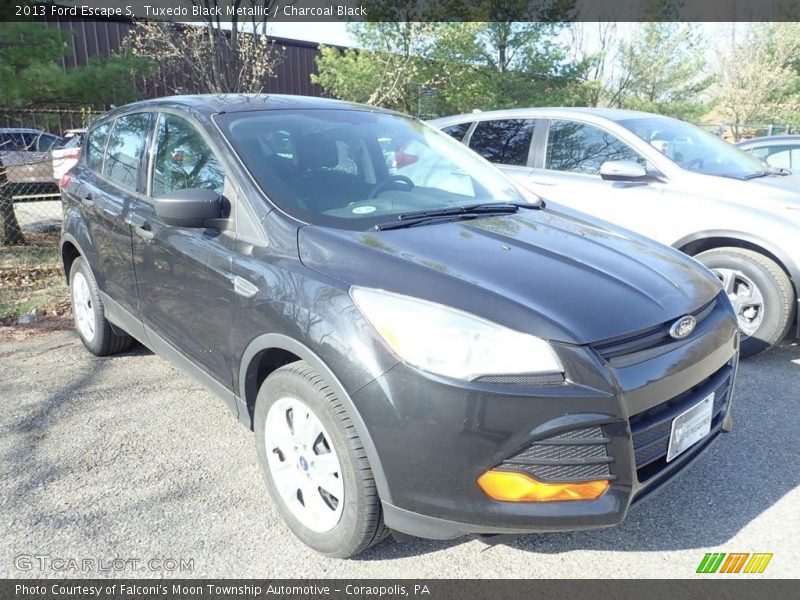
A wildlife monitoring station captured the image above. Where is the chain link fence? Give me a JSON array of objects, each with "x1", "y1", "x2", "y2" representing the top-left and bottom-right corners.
[
  {"x1": 1, "y1": 107, "x2": 104, "y2": 329},
  {"x1": 1, "y1": 107, "x2": 104, "y2": 248}
]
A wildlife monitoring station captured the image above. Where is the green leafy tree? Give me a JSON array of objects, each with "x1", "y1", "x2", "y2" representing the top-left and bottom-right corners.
[
  {"x1": 606, "y1": 23, "x2": 713, "y2": 121},
  {"x1": 0, "y1": 22, "x2": 145, "y2": 108},
  {"x1": 313, "y1": 22, "x2": 440, "y2": 115},
  {"x1": 313, "y1": 20, "x2": 590, "y2": 117}
]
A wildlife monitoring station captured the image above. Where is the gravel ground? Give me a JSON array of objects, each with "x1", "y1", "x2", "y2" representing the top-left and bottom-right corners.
[{"x1": 1, "y1": 330, "x2": 798, "y2": 579}]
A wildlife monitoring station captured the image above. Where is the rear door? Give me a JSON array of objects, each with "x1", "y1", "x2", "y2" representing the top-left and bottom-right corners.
[
  {"x1": 76, "y1": 114, "x2": 150, "y2": 316},
  {"x1": 466, "y1": 118, "x2": 537, "y2": 180},
  {"x1": 130, "y1": 110, "x2": 236, "y2": 388}
]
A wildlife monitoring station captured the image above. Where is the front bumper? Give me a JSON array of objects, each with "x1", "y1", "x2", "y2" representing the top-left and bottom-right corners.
[{"x1": 351, "y1": 296, "x2": 739, "y2": 539}]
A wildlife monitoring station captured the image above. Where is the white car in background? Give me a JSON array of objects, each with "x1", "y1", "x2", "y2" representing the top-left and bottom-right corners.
[
  {"x1": 52, "y1": 128, "x2": 86, "y2": 182},
  {"x1": 430, "y1": 108, "x2": 800, "y2": 357}
]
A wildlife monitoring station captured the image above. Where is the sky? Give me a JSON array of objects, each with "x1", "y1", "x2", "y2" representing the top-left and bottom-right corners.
[{"x1": 267, "y1": 22, "x2": 354, "y2": 46}]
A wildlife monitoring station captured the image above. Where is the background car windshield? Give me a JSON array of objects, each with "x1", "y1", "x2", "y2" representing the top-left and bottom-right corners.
[
  {"x1": 217, "y1": 109, "x2": 525, "y2": 229},
  {"x1": 618, "y1": 117, "x2": 769, "y2": 179}
]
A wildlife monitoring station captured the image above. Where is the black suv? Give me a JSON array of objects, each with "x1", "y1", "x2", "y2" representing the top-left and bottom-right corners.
[{"x1": 61, "y1": 95, "x2": 739, "y2": 558}]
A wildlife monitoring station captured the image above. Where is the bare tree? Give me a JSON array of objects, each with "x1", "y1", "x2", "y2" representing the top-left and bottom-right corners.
[
  {"x1": 715, "y1": 23, "x2": 800, "y2": 141},
  {"x1": 125, "y1": 0, "x2": 285, "y2": 95}
]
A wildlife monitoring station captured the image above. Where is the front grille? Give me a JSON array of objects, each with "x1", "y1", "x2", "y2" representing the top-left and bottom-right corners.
[
  {"x1": 631, "y1": 365, "x2": 733, "y2": 482},
  {"x1": 497, "y1": 425, "x2": 613, "y2": 483},
  {"x1": 474, "y1": 373, "x2": 565, "y2": 385},
  {"x1": 592, "y1": 296, "x2": 718, "y2": 366}
]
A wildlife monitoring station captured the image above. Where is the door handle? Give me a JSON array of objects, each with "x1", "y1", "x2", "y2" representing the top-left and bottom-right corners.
[
  {"x1": 228, "y1": 275, "x2": 258, "y2": 298},
  {"x1": 132, "y1": 221, "x2": 155, "y2": 242}
]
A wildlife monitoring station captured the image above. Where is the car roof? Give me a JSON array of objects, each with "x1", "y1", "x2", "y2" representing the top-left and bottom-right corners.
[
  {"x1": 429, "y1": 106, "x2": 661, "y2": 126},
  {"x1": 0, "y1": 127, "x2": 50, "y2": 134},
  {"x1": 102, "y1": 94, "x2": 405, "y2": 119},
  {"x1": 736, "y1": 135, "x2": 800, "y2": 147}
]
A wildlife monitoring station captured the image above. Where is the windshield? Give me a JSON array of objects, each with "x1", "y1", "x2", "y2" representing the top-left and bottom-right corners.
[
  {"x1": 216, "y1": 109, "x2": 527, "y2": 230},
  {"x1": 618, "y1": 116, "x2": 770, "y2": 179}
]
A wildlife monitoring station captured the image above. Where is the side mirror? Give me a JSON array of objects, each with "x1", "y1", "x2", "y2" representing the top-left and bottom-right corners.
[
  {"x1": 599, "y1": 160, "x2": 648, "y2": 182},
  {"x1": 153, "y1": 188, "x2": 222, "y2": 228}
]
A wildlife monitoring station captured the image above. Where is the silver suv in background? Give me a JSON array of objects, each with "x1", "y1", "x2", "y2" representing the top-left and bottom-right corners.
[{"x1": 430, "y1": 108, "x2": 800, "y2": 357}]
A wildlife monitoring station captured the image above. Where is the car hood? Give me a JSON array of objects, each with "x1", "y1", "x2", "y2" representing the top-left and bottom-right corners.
[
  {"x1": 678, "y1": 171, "x2": 800, "y2": 208},
  {"x1": 298, "y1": 209, "x2": 721, "y2": 345}
]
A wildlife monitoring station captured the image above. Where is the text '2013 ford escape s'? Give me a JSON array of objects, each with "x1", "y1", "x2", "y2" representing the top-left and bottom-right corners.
[{"x1": 60, "y1": 95, "x2": 739, "y2": 558}]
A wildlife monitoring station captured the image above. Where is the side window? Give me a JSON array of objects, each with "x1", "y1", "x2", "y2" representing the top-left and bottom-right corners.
[
  {"x1": 102, "y1": 114, "x2": 151, "y2": 192},
  {"x1": 441, "y1": 122, "x2": 472, "y2": 141},
  {"x1": 546, "y1": 120, "x2": 644, "y2": 175},
  {"x1": 36, "y1": 134, "x2": 61, "y2": 152},
  {"x1": 758, "y1": 145, "x2": 800, "y2": 170},
  {"x1": 151, "y1": 114, "x2": 225, "y2": 196},
  {"x1": 468, "y1": 119, "x2": 535, "y2": 167},
  {"x1": 84, "y1": 123, "x2": 111, "y2": 173}
]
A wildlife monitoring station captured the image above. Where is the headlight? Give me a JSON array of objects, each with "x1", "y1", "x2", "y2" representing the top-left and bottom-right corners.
[{"x1": 350, "y1": 287, "x2": 563, "y2": 381}]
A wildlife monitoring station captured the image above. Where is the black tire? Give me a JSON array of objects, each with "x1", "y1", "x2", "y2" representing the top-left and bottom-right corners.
[
  {"x1": 695, "y1": 247, "x2": 795, "y2": 358},
  {"x1": 254, "y1": 361, "x2": 388, "y2": 558},
  {"x1": 68, "y1": 256, "x2": 133, "y2": 356}
]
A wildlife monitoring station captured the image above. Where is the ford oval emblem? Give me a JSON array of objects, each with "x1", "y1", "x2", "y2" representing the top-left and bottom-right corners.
[{"x1": 670, "y1": 315, "x2": 696, "y2": 339}]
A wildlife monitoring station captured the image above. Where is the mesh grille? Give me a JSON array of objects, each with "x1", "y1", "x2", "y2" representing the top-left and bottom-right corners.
[
  {"x1": 549, "y1": 426, "x2": 604, "y2": 440},
  {"x1": 508, "y1": 462, "x2": 611, "y2": 481},
  {"x1": 474, "y1": 373, "x2": 564, "y2": 385},
  {"x1": 499, "y1": 425, "x2": 612, "y2": 483},
  {"x1": 513, "y1": 443, "x2": 607, "y2": 462}
]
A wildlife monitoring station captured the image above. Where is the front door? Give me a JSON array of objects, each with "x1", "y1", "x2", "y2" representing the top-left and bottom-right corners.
[
  {"x1": 130, "y1": 111, "x2": 236, "y2": 389},
  {"x1": 523, "y1": 119, "x2": 672, "y2": 245}
]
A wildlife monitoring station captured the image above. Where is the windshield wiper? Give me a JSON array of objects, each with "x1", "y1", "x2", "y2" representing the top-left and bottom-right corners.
[
  {"x1": 744, "y1": 170, "x2": 775, "y2": 180},
  {"x1": 374, "y1": 202, "x2": 535, "y2": 231}
]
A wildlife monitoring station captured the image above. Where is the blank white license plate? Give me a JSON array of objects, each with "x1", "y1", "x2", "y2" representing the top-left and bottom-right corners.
[{"x1": 666, "y1": 392, "x2": 714, "y2": 462}]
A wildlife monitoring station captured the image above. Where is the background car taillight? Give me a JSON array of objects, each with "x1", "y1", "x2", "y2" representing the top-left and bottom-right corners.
[{"x1": 59, "y1": 172, "x2": 72, "y2": 188}]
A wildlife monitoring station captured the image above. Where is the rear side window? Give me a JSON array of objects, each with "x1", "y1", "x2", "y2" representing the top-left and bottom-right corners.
[
  {"x1": 36, "y1": 134, "x2": 61, "y2": 152},
  {"x1": 84, "y1": 123, "x2": 111, "y2": 173},
  {"x1": 545, "y1": 120, "x2": 643, "y2": 175},
  {"x1": 468, "y1": 119, "x2": 535, "y2": 166},
  {"x1": 750, "y1": 145, "x2": 800, "y2": 170},
  {"x1": 441, "y1": 122, "x2": 472, "y2": 141},
  {"x1": 151, "y1": 114, "x2": 225, "y2": 196},
  {"x1": 103, "y1": 113, "x2": 151, "y2": 192}
]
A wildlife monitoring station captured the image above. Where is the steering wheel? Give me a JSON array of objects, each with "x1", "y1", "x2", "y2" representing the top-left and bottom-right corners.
[
  {"x1": 369, "y1": 175, "x2": 414, "y2": 199},
  {"x1": 685, "y1": 157, "x2": 704, "y2": 170}
]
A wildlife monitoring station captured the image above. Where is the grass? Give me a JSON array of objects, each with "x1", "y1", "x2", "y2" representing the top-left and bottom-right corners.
[{"x1": 0, "y1": 234, "x2": 70, "y2": 329}]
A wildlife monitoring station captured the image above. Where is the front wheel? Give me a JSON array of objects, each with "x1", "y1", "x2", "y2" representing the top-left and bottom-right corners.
[
  {"x1": 254, "y1": 361, "x2": 388, "y2": 558},
  {"x1": 695, "y1": 247, "x2": 795, "y2": 358}
]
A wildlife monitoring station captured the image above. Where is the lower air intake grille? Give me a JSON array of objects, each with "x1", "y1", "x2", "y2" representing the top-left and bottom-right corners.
[
  {"x1": 474, "y1": 373, "x2": 565, "y2": 385},
  {"x1": 497, "y1": 425, "x2": 613, "y2": 483},
  {"x1": 631, "y1": 364, "x2": 733, "y2": 481}
]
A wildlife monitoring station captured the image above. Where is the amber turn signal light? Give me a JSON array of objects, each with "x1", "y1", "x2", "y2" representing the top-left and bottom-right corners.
[{"x1": 477, "y1": 469, "x2": 609, "y2": 502}]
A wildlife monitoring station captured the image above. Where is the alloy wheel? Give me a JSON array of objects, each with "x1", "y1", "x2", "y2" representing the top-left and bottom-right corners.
[{"x1": 712, "y1": 267, "x2": 765, "y2": 338}]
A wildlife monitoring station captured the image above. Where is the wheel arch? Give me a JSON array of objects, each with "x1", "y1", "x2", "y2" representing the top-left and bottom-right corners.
[
  {"x1": 238, "y1": 333, "x2": 393, "y2": 503},
  {"x1": 60, "y1": 210, "x2": 99, "y2": 283},
  {"x1": 675, "y1": 230, "x2": 799, "y2": 289},
  {"x1": 675, "y1": 230, "x2": 799, "y2": 338}
]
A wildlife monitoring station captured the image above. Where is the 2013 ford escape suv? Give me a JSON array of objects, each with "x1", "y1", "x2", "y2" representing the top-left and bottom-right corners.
[{"x1": 61, "y1": 95, "x2": 739, "y2": 558}]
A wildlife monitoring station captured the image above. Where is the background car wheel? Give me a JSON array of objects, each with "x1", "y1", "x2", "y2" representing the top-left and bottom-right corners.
[
  {"x1": 254, "y1": 361, "x2": 388, "y2": 558},
  {"x1": 695, "y1": 247, "x2": 795, "y2": 358},
  {"x1": 69, "y1": 257, "x2": 133, "y2": 356}
]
